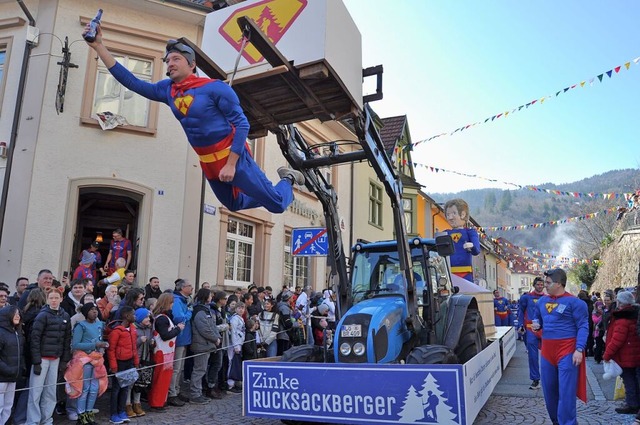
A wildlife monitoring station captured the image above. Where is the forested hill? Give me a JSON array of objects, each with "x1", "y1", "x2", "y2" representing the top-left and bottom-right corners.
[{"x1": 427, "y1": 168, "x2": 640, "y2": 255}]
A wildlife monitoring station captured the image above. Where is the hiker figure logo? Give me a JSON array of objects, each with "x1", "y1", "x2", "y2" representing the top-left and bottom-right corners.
[{"x1": 398, "y1": 373, "x2": 460, "y2": 424}]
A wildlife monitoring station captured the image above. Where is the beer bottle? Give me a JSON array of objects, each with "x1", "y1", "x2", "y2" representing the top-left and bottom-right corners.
[{"x1": 83, "y1": 9, "x2": 103, "y2": 43}]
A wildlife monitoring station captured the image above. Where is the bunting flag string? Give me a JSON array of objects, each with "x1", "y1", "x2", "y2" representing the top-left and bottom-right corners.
[
  {"x1": 406, "y1": 55, "x2": 640, "y2": 150},
  {"x1": 410, "y1": 161, "x2": 635, "y2": 199},
  {"x1": 477, "y1": 207, "x2": 618, "y2": 232},
  {"x1": 482, "y1": 233, "x2": 595, "y2": 265}
]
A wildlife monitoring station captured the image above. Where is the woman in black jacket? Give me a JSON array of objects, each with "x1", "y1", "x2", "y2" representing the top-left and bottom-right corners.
[
  {"x1": 11, "y1": 288, "x2": 46, "y2": 425},
  {"x1": 0, "y1": 305, "x2": 25, "y2": 424}
]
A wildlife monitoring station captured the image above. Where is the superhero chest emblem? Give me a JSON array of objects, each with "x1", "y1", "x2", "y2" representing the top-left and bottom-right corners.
[
  {"x1": 174, "y1": 95, "x2": 194, "y2": 116},
  {"x1": 451, "y1": 232, "x2": 462, "y2": 243},
  {"x1": 545, "y1": 302, "x2": 567, "y2": 314}
]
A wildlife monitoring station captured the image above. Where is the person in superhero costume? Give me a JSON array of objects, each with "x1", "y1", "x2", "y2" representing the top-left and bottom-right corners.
[
  {"x1": 84, "y1": 26, "x2": 305, "y2": 213},
  {"x1": 443, "y1": 199, "x2": 480, "y2": 282},
  {"x1": 518, "y1": 276, "x2": 545, "y2": 390},
  {"x1": 531, "y1": 268, "x2": 588, "y2": 425},
  {"x1": 493, "y1": 289, "x2": 510, "y2": 326}
]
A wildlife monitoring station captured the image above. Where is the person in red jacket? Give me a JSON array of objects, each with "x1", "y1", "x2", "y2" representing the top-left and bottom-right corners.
[
  {"x1": 107, "y1": 305, "x2": 139, "y2": 424},
  {"x1": 603, "y1": 290, "x2": 640, "y2": 415}
]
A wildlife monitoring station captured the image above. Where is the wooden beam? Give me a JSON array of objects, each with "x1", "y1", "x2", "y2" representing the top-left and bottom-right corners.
[
  {"x1": 228, "y1": 65, "x2": 288, "y2": 85},
  {"x1": 299, "y1": 63, "x2": 329, "y2": 80}
]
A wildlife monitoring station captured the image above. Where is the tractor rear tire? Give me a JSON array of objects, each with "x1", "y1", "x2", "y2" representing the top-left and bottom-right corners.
[
  {"x1": 406, "y1": 345, "x2": 458, "y2": 364},
  {"x1": 455, "y1": 309, "x2": 487, "y2": 364}
]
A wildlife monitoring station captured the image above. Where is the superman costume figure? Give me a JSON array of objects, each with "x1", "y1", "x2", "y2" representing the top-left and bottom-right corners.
[
  {"x1": 85, "y1": 27, "x2": 304, "y2": 213},
  {"x1": 531, "y1": 268, "x2": 588, "y2": 425},
  {"x1": 493, "y1": 290, "x2": 510, "y2": 326},
  {"x1": 443, "y1": 199, "x2": 480, "y2": 282},
  {"x1": 518, "y1": 277, "x2": 545, "y2": 389}
]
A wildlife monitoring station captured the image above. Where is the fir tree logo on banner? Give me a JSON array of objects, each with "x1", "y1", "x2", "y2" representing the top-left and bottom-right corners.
[{"x1": 397, "y1": 373, "x2": 459, "y2": 424}]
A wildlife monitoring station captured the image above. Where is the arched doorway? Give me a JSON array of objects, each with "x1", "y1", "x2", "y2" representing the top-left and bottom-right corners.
[
  {"x1": 61, "y1": 179, "x2": 152, "y2": 286},
  {"x1": 71, "y1": 188, "x2": 142, "y2": 273}
]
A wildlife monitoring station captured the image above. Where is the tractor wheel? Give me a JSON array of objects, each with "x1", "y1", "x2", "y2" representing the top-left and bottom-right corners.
[
  {"x1": 406, "y1": 345, "x2": 458, "y2": 364},
  {"x1": 281, "y1": 344, "x2": 335, "y2": 363},
  {"x1": 454, "y1": 309, "x2": 487, "y2": 364}
]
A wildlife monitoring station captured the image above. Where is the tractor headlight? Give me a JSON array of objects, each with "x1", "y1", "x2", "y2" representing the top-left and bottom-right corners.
[
  {"x1": 339, "y1": 342, "x2": 352, "y2": 356},
  {"x1": 353, "y1": 342, "x2": 366, "y2": 356}
]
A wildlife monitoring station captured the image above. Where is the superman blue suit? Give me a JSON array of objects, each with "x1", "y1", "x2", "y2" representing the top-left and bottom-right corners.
[
  {"x1": 109, "y1": 63, "x2": 294, "y2": 213},
  {"x1": 493, "y1": 295, "x2": 510, "y2": 326},
  {"x1": 445, "y1": 227, "x2": 480, "y2": 281},
  {"x1": 532, "y1": 293, "x2": 588, "y2": 425},
  {"x1": 518, "y1": 290, "x2": 544, "y2": 381}
]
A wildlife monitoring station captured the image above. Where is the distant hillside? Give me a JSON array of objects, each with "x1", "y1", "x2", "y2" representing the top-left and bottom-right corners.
[{"x1": 427, "y1": 168, "x2": 640, "y2": 255}]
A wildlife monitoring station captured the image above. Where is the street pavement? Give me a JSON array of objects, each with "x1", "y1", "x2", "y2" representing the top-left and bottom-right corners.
[{"x1": 52, "y1": 338, "x2": 634, "y2": 425}]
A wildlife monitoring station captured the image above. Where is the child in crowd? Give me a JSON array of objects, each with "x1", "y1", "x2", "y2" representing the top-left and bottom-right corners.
[
  {"x1": 592, "y1": 301, "x2": 605, "y2": 364},
  {"x1": 128, "y1": 308, "x2": 153, "y2": 417},
  {"x1": 243, "y1": 318, "x2": 260, "y2": 361},
  {"x1": 68, "y1": 303, "x2": 108, "y2": 425},
  {"x1": 0, "y1": 305, "x2": 25, "y2": 425},
  {"x1": 227, "y1": 302, "x2": 246, "y2": 393},
  {"x1": 107, "y1": 305, "x2": 139, "y2": 424},
  {"x1": 27, "y1": 287, "x2": 72, "y2": 425}
]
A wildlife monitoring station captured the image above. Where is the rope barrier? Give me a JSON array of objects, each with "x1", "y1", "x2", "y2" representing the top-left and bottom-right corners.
[{"x1": 0, "y1": 311, "x2": 333, "y2": 395}]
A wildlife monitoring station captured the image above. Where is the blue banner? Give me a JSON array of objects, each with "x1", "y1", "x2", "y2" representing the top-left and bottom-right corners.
[{"x1": 244, "y1": 361, "x2": 466, "y2": 425}]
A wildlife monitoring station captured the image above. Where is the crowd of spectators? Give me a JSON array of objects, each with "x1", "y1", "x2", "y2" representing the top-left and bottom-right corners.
[{"x1": 0, "y1": 271, "x2": 336, "y2": 425}]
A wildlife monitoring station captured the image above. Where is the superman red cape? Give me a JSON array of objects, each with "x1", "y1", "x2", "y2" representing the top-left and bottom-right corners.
[{"x1": 171, "y1": 74, "x2": 215, "y2": 97}]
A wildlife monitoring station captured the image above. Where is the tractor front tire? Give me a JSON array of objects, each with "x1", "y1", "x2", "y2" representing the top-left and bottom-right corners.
[
  {"x1": 406, "y1": 345, "x2": 458, "y2": 364},
  {"x1": 455, "y1": 309, "x2": 487, "y2": 364}
]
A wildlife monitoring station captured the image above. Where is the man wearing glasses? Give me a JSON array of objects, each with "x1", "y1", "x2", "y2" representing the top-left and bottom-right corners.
[
  {"x1": 84, "y1": 25, "x2": 305, "y2": 214},
  {"x1": 531, "y1": 268, "x2": 588, "y2": 425}
]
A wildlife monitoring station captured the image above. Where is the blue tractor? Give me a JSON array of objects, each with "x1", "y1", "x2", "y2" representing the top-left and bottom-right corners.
[{"x1": 277, "y1": 105, "x2": 487, "y2": 367}]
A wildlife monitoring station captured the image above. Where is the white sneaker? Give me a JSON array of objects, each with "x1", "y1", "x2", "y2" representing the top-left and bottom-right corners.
[
  {"x1": 68, "y1": 412, "x2": 78, "y2": 421},
  {"x1": 277, "y1": 167, "x2": 305, "y2": 186}
]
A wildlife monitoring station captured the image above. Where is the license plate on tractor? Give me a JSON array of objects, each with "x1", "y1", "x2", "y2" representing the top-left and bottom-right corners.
[{"x1": 341, "y1": 324, "x2": 361, "y2": 337}]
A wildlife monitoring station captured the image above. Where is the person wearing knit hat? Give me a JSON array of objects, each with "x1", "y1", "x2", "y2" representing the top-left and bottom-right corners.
[
  {"x1": 604, "y1": 289, "x2": 640, "y2": 414},
  {"x1": 134, "y1": 308, "x2": 150, "y2": 325},
  {"x1": 80, "y1": 302, "x2": 98, "y2": 319},
  {"x1": 70, "y1": 295, "x2": 99, "y2": 329},
  {"x1": 616, "y1": 290, "x2": 635, "y2": 306},
  {"x1": 84, "y1": 25, "x2": 306, "y2": 217},
  {"x1": 73, "y1": 251, "x2": 97, "y2": 284},
  {"x1": 69, "y1": 301, "x2": 107, "y2": 425},
  {"x1": 131, "y1": 307, "x2": 152, "y2": 417}
]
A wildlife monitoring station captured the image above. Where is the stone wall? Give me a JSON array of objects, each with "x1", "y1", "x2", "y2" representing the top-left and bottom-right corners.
[{"x1": 591, "y1": 227, "x2": 640, "y2": 293}]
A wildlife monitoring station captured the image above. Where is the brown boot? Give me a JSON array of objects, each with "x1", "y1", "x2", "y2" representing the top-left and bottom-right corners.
[
  {"x1": 133, "y1": 403, "x2": 146, "y2": 416},
  {"x1": 125, "y1": 404, "x2": 137, "y2": 418}
]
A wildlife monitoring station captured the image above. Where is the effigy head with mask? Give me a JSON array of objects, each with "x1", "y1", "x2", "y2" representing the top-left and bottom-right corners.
[{"x1": 444, "y1": 198, "x2": 469, "y2": 229}]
